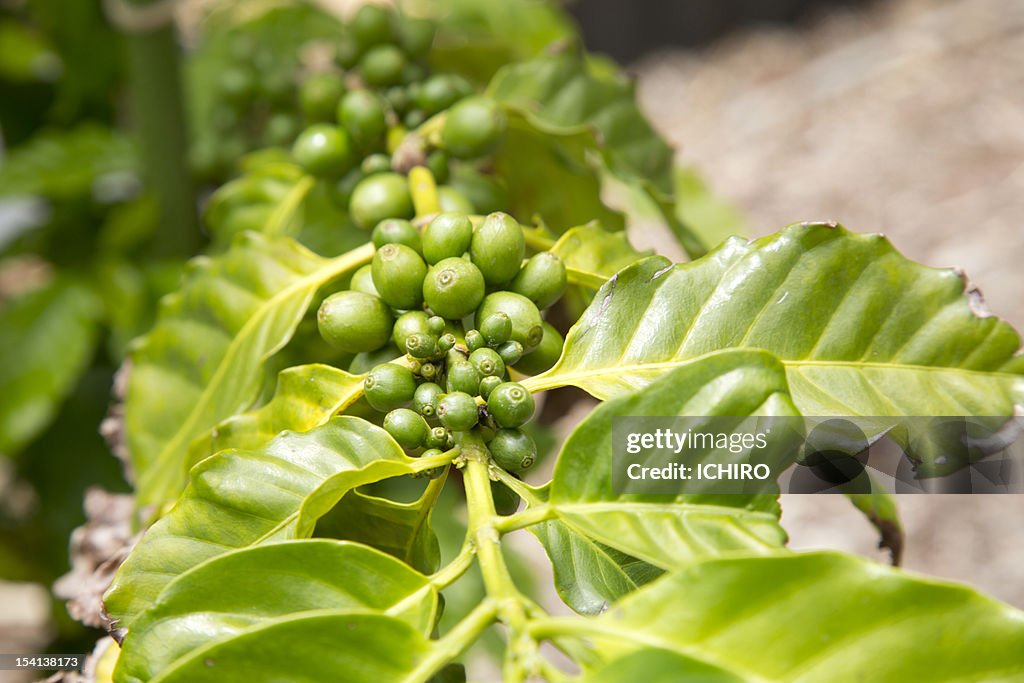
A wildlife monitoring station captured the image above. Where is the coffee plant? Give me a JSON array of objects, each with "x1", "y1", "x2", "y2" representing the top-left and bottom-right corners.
[{"x1": 4, "y1": 0, "x2": 1023, "y2": 681}]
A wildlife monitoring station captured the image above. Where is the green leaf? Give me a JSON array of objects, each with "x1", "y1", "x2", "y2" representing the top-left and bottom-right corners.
[
  {"x1": 675, "y1": 166, "x2": 747, "y2": 248},
  {"x1": 529, "y1": 520, "x2": 661, "y2": 616},
  {"x1": 190, "y1": 363, "x2": 364, "y2": 461},
  {"x1": 125, "y1": 233, "x2": 373, "y2": 508},
  {"x1": 149, "y1": 612, "x2": 433, "y2": 683},
  {"x1": 580, "y1": 649, "x2": 745, "y2": 683},
  {"x1": 0, "y1": 279, "x2": 100, "y2": 456},
  {"x1": 115, "y1": 539, "x2": 437, "y2": 683},
  {"x1": 494, "y1": 113, "x2": 624, "y2": 234},
  {"x1": 549, "y1": 222, "x2": 651, "y2": 289},
  {"x1": 535, "y1": 349, "x2": 800, "y2": 613},
  {"x1": 489, "y1": 53, "x2": 674, "y2": 198},
  {"x1": 528, "y1": 224, "x2": 1024, "y2": 420},
  {"x1": 315, "y1": 487, "x2": 443, "y2": 575},
  {"x1": 105, "y1": 416, "x2": 442, "y2": 627},
  {"x1": 585, "y1": 552, "x2": 1024, "y2": 681},
  {"x1": 426, "y1": 0, "x2": 577, "y2": 85},
  {"x1": 0, "y1": 124, "x2": 134, "y2": 200},
  {"x1": 847, "y1": 478, "x2": 904, "y2": 564}
]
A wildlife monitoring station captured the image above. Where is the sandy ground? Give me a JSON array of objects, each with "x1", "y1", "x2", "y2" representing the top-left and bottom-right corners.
[{"x1": 633, "y1": 0, "x2": 1024, "y2": 608}]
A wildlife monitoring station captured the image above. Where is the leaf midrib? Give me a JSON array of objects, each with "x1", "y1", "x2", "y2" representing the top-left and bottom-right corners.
[
  {"x1": 524, "y1": 352, "x2": 1023, "y2": 394},
  {"x1": 136, "y1": 242, "x2": 375, "y2": 504}
]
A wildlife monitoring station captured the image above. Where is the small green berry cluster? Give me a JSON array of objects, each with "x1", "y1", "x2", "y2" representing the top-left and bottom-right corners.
[
  {"x1": 195, "y1": 3, "x2": 508, "y2": 196},
  {"x1": 317, "y1": 211, "x2": 567, "y2": 473}
]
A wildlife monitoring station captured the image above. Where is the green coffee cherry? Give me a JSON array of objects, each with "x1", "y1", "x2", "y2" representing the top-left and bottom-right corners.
[
  {"x1": 359, "y1": 44, "x2": 406, "y2": 87},
  {"x1": 335, "y1": 33, "x2": 360, "y2": 70},
  {"x1": 364, "y1": 363, "x2": 417, "y2": 412},
  {"x1": 450, "y1": 168, "x2": 509, "y2": 215},
  {"x1": 398, "y1": 16, "x2": 435, "y2": 57},
  {"x1": 414, "y1": 382, "x2": 443, "y2": 417},
  {"x1": 338, "y1": 90, "x2": 387, "y2": 152},
  {"x1": 405, "y1": 332, "x2": 437, "y2": 359},
  {"x1": 351, "y1": 4, "x2": 393, "y2": 49},
  {"x1": 299, "y1": 73, "x2": 346, "y2": 123},
  {"x1": 479, "y1": 313, "x2": 512, "y2": 346},
  {"x1": 489, "y1": 428, "x2": 537, "y2": 472},
  {"x1": 445, "y1": 360, "x2": 482, "y2": 395},
  {"x1": 351, "y1": 173, "x2": 414, "y2": 230},
  {"x1": 426, "y1": 150, "x2": 449, "y2": 184},
  {"x1": 259, "y1": 68, "x2": 294, "y2": 105},
  {"x1": 384, "y1": 408, "x2": 429, "y2": 449},
  {"x1": 385, "y1": 85, "x2": 411, "y2": 115},
  {"x1": 292, "y1": 124, "x2": 354, "y2": 177},
  {"x1": 423, "y1": 257, "x2": 485, "y2": 320},
  {"x1": 465, "y1": 329, "x2": 485, "y2": 352},
  {"x1": 441, "y1": 96, "x2": 506, "y2": 159},
  {"x1": 401, "y1": 62, "x2": 427, "y2": 85},
  {"x1": 491, "y1": 480, "x2": 521, "y2": 515},
  {"x1": 403, "y1": 109, "x2": 426, "y2": 129},
  {"x1": 219, "y1": 66, "x2": 255, "y2": 104},
  {"x1": 437, "y1": 392, "x2": 479, "y2": 431},
  {"x1": 476, "y1": 292, "x2": 544, "y2": 351},
  {"x1": 437, "y1": 333, "x2": 456, "y2": 353},
  {"x1": 262, "y1": 113, "x2": 301, "y2": 147},
  {"x1": 470, "y1": 212, "x2": 525, "y2": 287},
  {"x1": 487, "y1": 382, "x2": 534, "y2": 428},
  {"x1": 350, "y1": 264, "x2": 379, "y2": 296},
  {"x1": 425, "y1": 426, "x2": 449, "y2": 449},
  {"x1": 478, "y1": 375, "x2": 502, "y2": 399},
  {"x1": 514, "y1": 322, "x2": 563, "y2": 375},
  {"x1": 422, "y1": 213, "x2": 473, "y2": 265},
  {"x1": 349, "y1": 344, "x2": 402, "y2": 374},
  {"x1": 415, "y1": 74, "x2": 466, "y2": 116},
  {"x1": 361, "y1": 153, "x2": 392, "y2": 176},
  {"x1": 317, "y1": 291, "x2": 393, "y2": 352},
  {"x1": 372, "y1": 218, "x2": 421, "y2": 252},
  {"x1": 437, "y1": 186, "x2": 475, "y2": 213},
  {"x1": 511, "y1": 252, "x2": 567, "y2": 310},
  {"x1": 392, "y1": 311, "x2": 430, "y2": 350},
  {"x1": 427, "y1": 315, "x2": 447, "y2": 336},
  {"x1": 469, "y1": 347, "x2": 505, "y2": 378},
  {"x1": 420, "y1": 362, "x2": 437, "y2": 380},
  {"x1": 372, "y1": 244, "x2": 427, "y2": 309}
]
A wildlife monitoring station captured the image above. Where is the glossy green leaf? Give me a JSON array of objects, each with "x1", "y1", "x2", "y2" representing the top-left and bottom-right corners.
[
  {"x1": 488, "y1": 53, "x2": 705, "y2": 255},
  {"x1": 426, "y1": 0, "x2": 577, "y2": 84},
  {"x1": 0, "y1": 279, "x2": 101, "y2": 456},
  {"x1": 0, "y1": 124, "x2": 134, "y2": 200},
  {"x1": 489, "y1": 53, "x2": 673, "y2": 198},
  {"x1": 847, "y1": 479, "x2": 904, "y2": 564},
  {"x1": 494, "y1": 114, "x2": 624, "y2": 234},
  {"x1": 126, "y1": 233, "x2": 373, "y2": 508},
  {"x1": 529, "y1": 520, "x2": 661, "y2": 616},
  {"x1": 528, "y1": 224, "x2": 1024, "y2": 420},
  {"x1": 675, "y1": 166, "x2": 747, "y2": 247},
  {"x1": 105, "y1": 416, "x2": 443, "y2": 627},
  {"x1": 549, "y1": 222, "x2": 651, "y2": 289},
  {"x1": 584, "y1": 552, "x2": 1024, "y2": 681},
  {"x1": 190, "y1": 363, "x2": 364, "y2": 461},
  {"x1": 534, "y1": 349, "x2": 799, "y2": 613},
  {"x1": 149, "y1": 612, "x2": 433, "y2": 683},
  {"x1": 580, "y1": 648, "x2": 745, "y2": 683},
  {"x1": 316, "y1": 485, "x2": 443, "y2": 575},
  {"x1": 115, "y1": 540, "x2": 437, "y2": 683}
]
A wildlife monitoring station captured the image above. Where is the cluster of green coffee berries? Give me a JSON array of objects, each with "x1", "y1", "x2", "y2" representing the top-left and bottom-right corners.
[
  {"x1": 317, "y1": 211, "x2": 567, "y2": 474},
  {"x1": 283, "y1": 3, "x2": 508, "y2": 223}
]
